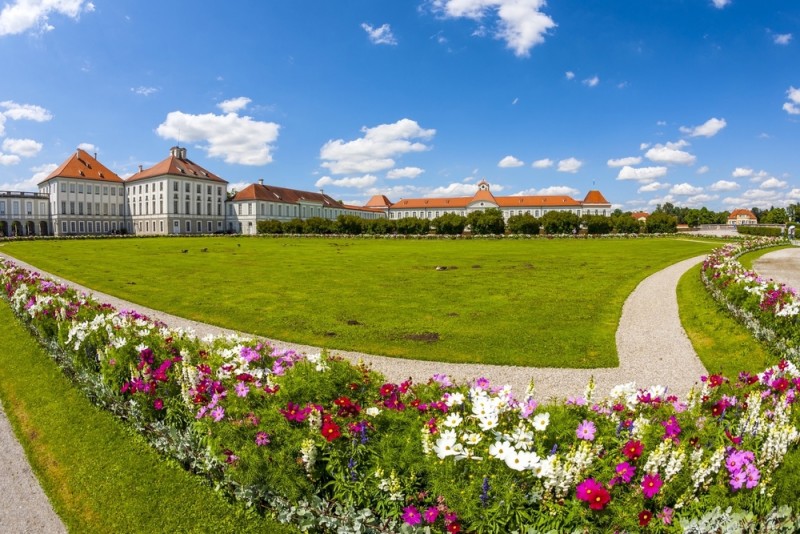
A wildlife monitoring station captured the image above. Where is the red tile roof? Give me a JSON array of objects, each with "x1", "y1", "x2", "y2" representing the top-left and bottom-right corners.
[
  {"x1": 391, "y1": 194, "x2": 586, "y2": 209},
  {"x1": 728, "y1": 209, "x2": 757, "y2": 220},
  {"x1": 365, "y1": 195, "x2": 392, "y2": 208},
  {"x1": 127, "y1": 147, "x2": 227, "y2": 184},
  {"x1": 631, "y1": 211, "x2": 649, "y2": 219},
  {"x1": 231, "y1": 182, "x2": 344, "y2": 207},
  {"x1": 40, "y1": 149, "x2": 123, "y2": 184},
  {"x1": 583, "y1": 190, "x2": 610, "y2": 204}
]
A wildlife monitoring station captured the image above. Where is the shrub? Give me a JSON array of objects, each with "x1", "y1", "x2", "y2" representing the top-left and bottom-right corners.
[
  {"x1": 364, "y1": 218, "x2": 395, "y2": 235},
  {"x1": 541, "y1": 211, "x2": 580, "y2": 234},
  {"x1": 431, "y1": 213, "x2": 466, "y2": 235},
  {"x1": 611, "y1": 214, "x2": 641, "y2": 234},
  {"x1": 283, "y1": 218, "x2": 305, "y2": 234},
  {"x1": 737, "y1": 226, "x2": 783, "y2": 237},
  {"x1": 395, "y1": 216, "x2": 430, "y2": 235},
  {"x1": 303, "y1": 217, "x2": 335, "y2": 235},
  {"x1": 506, "y1": 214, "x2": 541, "y2": 235},
  {"x1": 256, "y1": 220, "x2": 284, "y2": 234},
  {"x1": 645, "y1": 212, "x2": 678, "y2": 234},
  {"x1": 466, "y1": 208, "x2": 505, "y2": 235},
  {"x1": 335, "y1": 215, "x2": 365, "y2": 235},
  {"x1": 583, "y1": 215, "x2": 613, "y2": 235}
]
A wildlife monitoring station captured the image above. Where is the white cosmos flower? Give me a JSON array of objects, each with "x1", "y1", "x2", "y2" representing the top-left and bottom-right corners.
[
  {"x1": 365, "y1": 407, "x2": 381, "y2": 417},
  {"x1": 489, "y1": 440, "x2": 513, "y2": 460},
  {"x1": 479, "y1": 415, "x2": 499, "y2": 431},
  {"x1": 443, "y1": 413, "x2": 463, "y2": 428},
  {"x1": 505, "y1": 449, "x2": 528, "y2": 471},
  {"x1": 433, "y1": 431, "x2": 459, "y2": 459},
  {"x1": 463, "y1": 432, "x2": 482, "y2": 445},
  {"x1": 445, "y1": 392, "x2": 465, "y2": 407},
  {"x1": 532, "y1": 413, "x2": 550, "y2": 431}
]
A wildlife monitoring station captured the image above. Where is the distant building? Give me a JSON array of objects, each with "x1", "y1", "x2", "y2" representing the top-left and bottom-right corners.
[
  {"x1": 727, "y1": 208, "x2": 758, "y2": 226},
  {"x1": 631, "y1": 211, "x2": 649, "y2": 223},
  {"x1": 227, "y1": 180, "x2": 385, "y2": 235},
  {"x1": 367, "y1": 180, "x2": 611, "y2": 221},
  {"x1": 0, "y1": 191, "x2": 51, "y2": 236}
]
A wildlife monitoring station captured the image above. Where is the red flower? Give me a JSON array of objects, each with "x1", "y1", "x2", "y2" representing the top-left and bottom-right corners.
[
  {"x1": 638, "y1": 510, "x2": 653, "y2": 526},
  {"x1": 622, "y1": 439, "x2": 644, "y2": 460},
  {"x1": 588, "y1": 487, "x2": 611, "y2": 510},
  {"x1": 447, "y1": 523, "x2": 461, "y2": 533},
  {"x1": 321, "y1": 420, "x2": 341, "y2": 442}
]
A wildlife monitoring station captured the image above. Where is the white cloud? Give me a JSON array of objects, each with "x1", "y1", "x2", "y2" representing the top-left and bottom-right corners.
[
  {"x1": 516, "y1": 185, "x2": 580, "y2": 196},
  {"x1": 77, "y1": 142, "x2": 97, "y2": 153},
  {"x1": 582, "y1": 76, "x2": 599, "y2": 88},
  {"x1": 320, "y1": 118, "x2": 435, "y2": 175},
  {"x1": 0, "y1": 0, "x2": 94, "y2": 36},
  {"x1": 427, "y1": 182, "x2": 479, "y2": 197},
  {"x1": 732, "y1": 167, "x2": 753, "y2": 177},
  {"x1": 761, "y1": 177, "x2": 787, "y2": 189},
  {"x1": 0, "y1": 114, "x2": 4, "y2": 136},
  {"x1": 0, "y1": 101, "x2": 53, "y2": 121},
  {"x1": 639, "y1": 142, "x2": 651, "y2": 150},
  {"x1": 783, "y1": 86, "x2": 800, "y2": 115},
  {"x1": 315, "y1": 174, "x2": 377, "y2": 189},
  {"x1": 711, "y1": 0, "x2": 731, "y2": 8},
  {"x1": 2, "y1": 138, "x2": 41, "y2": 157},
  {"x1": 387, "y1": 166, "x2": 424, "y2": 179},
  {"x1": 722, "y1": 188, "x2": 795, "y2": 209},
  {"x1": 644, "y1": 140, "x2": 696, "y2": 165},
  {"x1": 565, "y1": 71, "x2": 575, "y2": 80},
  {"x1": 0, "y1": 154, "x2": 21, "y2": 165},
  {"x1": 697, "y1": 165, "x2": 710, "y2": 174},
  {"x1": 30, "y1": 162, "x2": 57, "y2": 183},
  {"x1": 498, "y1": 155, "x2": 524, "y2": 168},
  {"x1": 361, "y1": 22, "x2": 397, "y2": 45},
  {"x1": 709, "y1": 180, "x2": 740, "y2": 192},
  {"x1": 670, "y1": 182, "x2": 704, "y2": 196},
  {"x1": 217, "y1": 97, "x2": 251, "y2": 113},
  {"x1": 156, "y1": 109, "x2": 280, "y2": 166},
  {"x1": 531, "y1": 158, "x2": 553, "y2": 168},
  {"x1": 607, "y1": 156, "x2": 642, "y2": 167},
  {"x1": 365, "y1": 184, "x2": 424, "y2": 200},
  {"x1": 774, "y1": 33, "x2": 792, "y2": 45},
  {"x1": 647, "y1": 194, "x2": 676, "y2": 207},
  {"x1": 131, "y1": 86, "x2": 158, "y2": 97},
  {"x1": 637, "y1": 181, "x2": 670, "y2": 193},
  {"x1": 679, "y1": 117, "x2": 727, "y2": 138},
  {"x1": 557, "y1": 157, "x2": 582, "y2": 173},
  {"x1": 686, "y1": 194, "x2": 718, "y2": 205},
  {"x1": 616, "y1": 165, "x2": 668, "y2": 182},
  {"x1": 431, "y1": 0, "x2": 556, "y2": 57}
]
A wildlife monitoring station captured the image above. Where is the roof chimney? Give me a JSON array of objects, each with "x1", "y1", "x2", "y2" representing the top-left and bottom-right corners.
[
  {"x1": 94, "y1": 152, "x2": 97, "y2": 160},
  {"x1": 258, "y1": 179, "x2": 263, "y2": 185},
  {"x1": 138, "y1": 165, "x2": 143, "y2": 173},
  {"x1": 170, "y1": 146, "x2": 181, "y2": 158},
  {"x1": 180, "y1": 147, "x2": 187, "y2": 159}
]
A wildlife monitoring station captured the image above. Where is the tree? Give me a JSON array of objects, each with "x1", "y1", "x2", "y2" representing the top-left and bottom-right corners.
[
  {"x1": 583, "y1": 215, "x2": 612, "y2": 235},
  {"x1": 303, "y1": 217, "x2": 335, "y2": 234},
  {"x1": 336, "y1": 215, "x2": 365, "y2": 235},
  {"x1": 541, "y1": 211, "x2": 580, "y2": 234},
  {"x1": 645, "y1": 212, "x2": 677, "y2": 233},
  {"x1": 395, "y1": 216, "x2": 430, "y2": 235},
  {"x1": 611, "y1": 214, "x2": 640, "y2": 234},
  {"x1": 432, "y1": 213, "x2": 467, "y2": 235},
  {"x1": 507, "y1": 213, "x2": 541, "y2": 235},
  {"x1": 466, "y1": 208, "x2": 505, "y2": 235},
  {"x1": 283, "y1": 218, "x2": 305, "y2": 234},
  {"x1": 256, "y1": 219, "x2": 283, "y2": 234},
  {"x1": 761, "y1": 207, "x2": 788, "y2": 224},
  {"x1": 364, "y1": 218, "x2": 395, "y2": 235}
]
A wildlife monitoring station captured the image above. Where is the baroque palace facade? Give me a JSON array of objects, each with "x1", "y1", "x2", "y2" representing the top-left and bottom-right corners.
[{"x1": 0, "y1": 147, "x2": 611, "y2": 237}]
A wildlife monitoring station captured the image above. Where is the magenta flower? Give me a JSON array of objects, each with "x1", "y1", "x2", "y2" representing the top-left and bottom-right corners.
[
  {"x1": 153, "y1": 398, "x2": 164, "y2": 411},
  {"x1": 576, "y1": 419, "x2": 597, "y2": 441},
  {"x1": 661, "y1": 415, "x2": 681, "y2": 440},
  {"x1": 255, "y1": 431, "x2": 271, "y2": 446},
  {"x1": 576, "y1": 478, "x2": 604, "y2": 501},
  {"x1": 403, "y1": 506, "x2": 422, "y2": 525},
  {"x1": 641, "y1": 473, "x2": 662, "y2": 498},
  {"x1": 745, "y1": 464, "x2": 760, "y2": 489},
  {"x1": 730, "y1": 470, "x2": 746, "y2": 490},
  {"x1": 424, "y1": 506, "x2": 439, "y2": 523},
  {"x1": 615, "y1": 461, "x2": 636, "y2": 483}
]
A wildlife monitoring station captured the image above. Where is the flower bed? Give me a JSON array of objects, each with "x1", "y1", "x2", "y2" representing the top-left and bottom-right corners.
[
  {"x1": 2, "y1": 256, "x2": 800, "y2": 532},
  {"x1": 701, "y1": 237, "x2": 800, "y2": 363}
]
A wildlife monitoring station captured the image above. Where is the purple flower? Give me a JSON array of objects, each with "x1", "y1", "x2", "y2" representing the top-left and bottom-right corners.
[
  {"x1": 424, "y1": 506, "x2": 439, "y2": 523},
  {"x1": 240, "y1": 345, "x2": 261, "y2": 363},
  {"x1": 661, "y1": 415, "x2": 681, "y2": 440},
  {"x1": 432, "y1": 373, "x2": 453, "y2": 388},
  {"x1": 403, "y1": 506, "x2": 422, "y2": 526},
  {"x1": 211, "y1": 406, "x2": 225, "y2": 422},
  {"x1": 576, "y1": 419, "x2": 597, "y2": 441},
  {"x1": 730, "y1": 470, "x2": 747, "y2": 490},
  {"x1": 235, "y1": 382, "x2": 249, "y2": 398},
  {"x1": 744, "y1": 464, "x2": 760, "y2": 489},
  {"x1": 658, "y1": 507, "x2": 674, "y2": 525},
  {"x1": 255, "y1": 432, "x2": 270, "y2": 446},
  {"x1": 615, "y1": 461, "x2": 636, "y2": 483}
]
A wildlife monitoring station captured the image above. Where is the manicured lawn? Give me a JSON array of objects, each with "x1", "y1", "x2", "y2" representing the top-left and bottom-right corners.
[
  {"x1": 677, "y1": 263, "x2": 775, "y2": 378},
  {"x1": 0, "y1": 304, "x2": 295, "y2": 533},
  {"x1": 0, "y1": 236, "x2": 718, "y2": 368}
]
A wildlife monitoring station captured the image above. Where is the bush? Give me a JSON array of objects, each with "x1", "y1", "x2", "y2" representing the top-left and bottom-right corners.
[
  {"x1": 645, "y1": 212, "x2": 678, "y2": 234},
  {"x1": 612, "y1": 215, "x2": 641, "y2": 234},
  {"x1": 335, "y1": 215, "x2": 365, "y2": 235},
  {"x1": 364, "y1": 218, "x2": 395, "y2": 235},
  {"x1": 541, "y1": 211, "x2": 580, "y2": 234},
  {"x1": 466, "y1": 208, "x2": 505, "y2": 235},
  {"x1": 256, "y1": 220, "x2": 284, "y2": 234},
  {"x1": 432, "y1": 213, "x2": 466, "y2": 235},
  {"x1": 506, "y1": 214, "x2": 541, "y2": 235},
  {"x1": 395, "y1": 216, "x2": 430, "y2": 235},
  {"x1": 283, "y1": 218, "x2": 305, "y2": 234},
  {"x1": 737, "y1": 226, "x2": 784, "y2": 237},
  {"x1": 583, "y1": 215, "x2": 613, "y2": 235},
  {"x1": 302, "y1": 217, "x2": 335, "y2": 235}
]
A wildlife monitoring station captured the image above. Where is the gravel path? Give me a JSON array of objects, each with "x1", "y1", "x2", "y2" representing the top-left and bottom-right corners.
[
  {"x1": 753, "y1": 247, "x2": 800, "y2": 290},
  {"x1": 0, "y1": 251, "x2": 710, "y2": 532}
]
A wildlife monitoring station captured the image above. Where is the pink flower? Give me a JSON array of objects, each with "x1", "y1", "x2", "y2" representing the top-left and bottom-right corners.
[
  {"x1": 576, "y1": 478, "x2": 604, "y2": 502},
  {"x1": 255, "y1": 431, "x2": 271, "y2": 446},
  {"x1": 424, "y1": 507, "x2": 439, "y2": 523},
  {"x1": 576, "y1": 419, "x2": 596, "y2": 441},
  {"x1": 153, "y1": 398, "x2": 164, "y2": 411},
  {"x1": 235, "y1": 382, "x2": 249, "y2": 398},
  {"x1": 211, "y1": 406, "x2": 225, "y2": 422},
  {"x1": 403, "y1": 506, "x2": 422, "y2": 525},
  {"x1": 641, "y1": 473, "x2": 662, "y2": 499},
  {"x1": 658, "y1": 507, "x2": 674, "y2": 525},
  {"x1": 615, "y1": 461, "x2": 636, "y2": 483}
]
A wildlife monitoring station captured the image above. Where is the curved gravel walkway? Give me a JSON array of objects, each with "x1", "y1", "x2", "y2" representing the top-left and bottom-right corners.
[{"x1": 753, "y1": 247, "x2": 800, "y2": 290}]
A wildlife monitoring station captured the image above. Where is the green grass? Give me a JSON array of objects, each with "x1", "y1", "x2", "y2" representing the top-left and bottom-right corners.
[
  {"x1": 0, "y1": 236, "x2": 718, "y2": 368},
  {"x1": 0, "y1": 303, "x2": 296, "y2": 534},
  {"x1": 677, "y1": 263, "x2": 775, "y2": 378}
]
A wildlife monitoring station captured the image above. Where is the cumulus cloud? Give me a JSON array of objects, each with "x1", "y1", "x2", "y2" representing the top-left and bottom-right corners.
[
  {"x1": 732, "y1": 167, "x2": 753, "y2": 177},
  {"x1": 670, "y1": 182, "x2": 704, "y2": 196},
  {"x1": 723, "y1": 188, "x2": 796, "y2": 209},
  {"x1": 315, "y1": 175, "x2": 377, "y2": 189},
  {"x1": 30, "y1": 162, "x2": 57, "y2": 183},
  {"x1": 697, "y1": 165, "x2": 710, "y2": 174},
  {"x1": 760, "y1": 177, "x2": 787, "y2": 189},
  {"x1": 709, "y1": 180, "x2": 740, "y2": 192},
  {"x1": 217, "y1": 97, "x2": 251, "y2": 113},
  {"x1": 647, "y1": 194, "x2": 676, "y2": 207},
  {"x1": 361, "y1": 22, "x2": 397, "y2": 45},
  {"x1": 557, "y1": 157, "x2": 582, "y2": 173},
  {"x1": 386, "y1": 166, "x2": 424, "y2": 179},
  {"x1": 515, "y1": 185, "x2": 580, "y2": 196},
  {"x1": 783, "y1": 86, "x2": 800, "y2": 115},
  {"x1": 644, "y1": 140, "x2": 696, "y2": 165},
  {"x1": 679, "y1": 117, "x2": 727, "y2": 138},
  {"x1": 427, "y1": 182, "x2": 480, "y2": 197},
  {"x1": 2, "y1": 138, "x2": 41, "y2": 157},
  {"x1": 638, "y1": 181, "x2": 670, "y2": 193},
  {"x1": 565, "y1": 71, "x2": 575, "y2": 80},
  {"x1": 687, "y1": 194, "x2": 718, "y2": 205},
  {"x1": 607, "y1": 156, "x2": 642, "y2": 167},
  {"x1": 531, "y1": 158, "x2": 553, "y2": 168},
  {"x1": 616, "y1": 165, "x2": 668, "y2": 183},
  {"x1": 431, "y1": 0, "x2": 556, "y2": 57},
  {"x1": 0, "y1": 154, "x2": 20, "y2": 165},
  {"x1": 156, "y1": 109, "x2": 280, "y2": 166},
  {"x1": 774, "y1": 33, "x2": 792, "y2": 45},
  {"x1": 498, "y1": 155, "x2": 524, "y2": 168},
  {"x1": 131, "y1": 86, "x2": 158, "y2": 97},
  {"x1": 582, "y1": 76, "x2": 599, "y2": 87},
  {"x1": 711, "y1": 0, "x2": 731, "y2": 8},
  {"x1": 0, "y1": 0, "x2": 94, "y2": 36},
  {"x1": 0, "y1": 100, "x2": 52, "y2": 121},
  {"x1": 77, "y1": 142, "x2": 97, "y2": 153},
  {"x1": 320, "y1": 118, "x2": 434, "y2": 175}
]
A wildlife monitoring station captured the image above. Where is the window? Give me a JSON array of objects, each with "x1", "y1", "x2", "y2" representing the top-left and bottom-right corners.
[
  {"x1": 185, "y1": 201, "x2": 190, "y2": 214},
  {"x1": 70, "y1": 202, "x2": 75, "y2": 215},
  {"x1": 173, "y1": 199, "x2": 179, "y2": 213},
  {"x1": 174, "y1": 220, "x2": 179, "y2": 228},
  {"x1": 95, "y1": 203, "x2": 100, "y2": 215},
  {"x1": 78, "y1": 184, "x2": 83, "y2": 194},
  {"x1": 196, "y1": 184, "x2": 201, "y2": 194},
  {"x1": 173, "y1": 181, "x2": 178, "y2": 191},
  {"x1": 118, "y1": 187, "x2": 123, "y2": 196},
  {"x1": 185, "y1": 221, "x2": 191, "y2": 232},
  {"x1": 95, "y1": 186, "x2": 100, "y2": 194},
  {"x1": 160, "y1": 182, "x2": 163, "y2": 191},
  {"x1": 207, "y1": 221, "x2": 212, "y2": 232},
  {"x1": 70, "y1": 183, "x2": 75, "y2": 193},
  {"x1": 160, "y1": 221, "x2": 164, "y2": 232},
  {"x1": 0, "y1": 201, "x2": 4, "y2": 215},
  {"x1": 248, "y1": 203, "x2": 252, "y2": 215},
  {"x1": 88, "y1": 221, "x2": 93, "y2": 232},
  {"x1": 87, "y1": 203, "x2": 92, "y2": 215},
  {"x1": 185, "y1": 183, "x2": 190, "y2": 193},
  {"x1": 61, "y1": 183, "x2": 66, "y2": 192},
  {"x1": 79, "y1": 221, "x2": 85, "y2": 232},
  {"x1": 207, "y1": 185, "x2": 212, "y2": 195},
  {"x1": 237, "y1": 204, "x2": 242, "y2": 215},
  {"x1": 207, "y1": 202, "x2": 211, "y2": 215},
  {"x1": 62, "y1": 222, "x2": 67, "y2": 233},
  {"x1": 145, "y1": 184, "x2": 149, "y2": 193},
  {"x1": 197, "y1": 221, "x2": 202, "y2": 232},
  {"x1": 104, "y1": 221, "x2": 109, "y2": 232},
  {"x1": 217, "y1": 186, "x2": 222, "y2": 196},
  {"x1": 119, "y1": 203, "x2": 123, "y2": 216},
  {"x1": 111, "y1": 187, "x2": 116, "y2": 196}
]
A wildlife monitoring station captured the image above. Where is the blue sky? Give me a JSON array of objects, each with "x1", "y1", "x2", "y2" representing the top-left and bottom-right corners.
[{"x1": 0, "y1": 0, "x2": 799, "y2": 212}]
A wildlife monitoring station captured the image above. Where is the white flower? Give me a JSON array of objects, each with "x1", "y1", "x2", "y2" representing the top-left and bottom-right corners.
[
  {"x1": 532, "y1": 413, "x2": 550, "y2": 431},
  {"x1": 478, "y1": 415, "x2": 499, "y2": 431},
  {"x1": 445, "y1": 392, "x2": 465, "y2": 407},
  {"x1": 433, "y1": 431, "x2": 459, "y2": 459},
  {"x1": 489, "y1": 440, "x2": 513, "y2": 461},
  {"x1": 365, "y1": 407, "x2": 381, "y2": 417},
  {"x1": 443, "y1": 412, "x2": 463, "y2": 428},
  {"x1": 463, "y1": 432, "x2": 482, "y2": 445},
  {"x1": 504, "y1": 449, "x2": 529, "y2": 471}
]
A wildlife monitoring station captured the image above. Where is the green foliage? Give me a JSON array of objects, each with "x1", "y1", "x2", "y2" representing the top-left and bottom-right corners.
[
  {"x1": 645, "y1": 212, "x2": 678, "y2": 233},
  {"x1": 432, "y1": 213, "x2": 467, "y2": 235},
  {"x1": 256, "y1": 219, "x2": 284, "y2": 234},
  {"x1": 395, "y1": 216, "x2": 430, "y2": 235},
  {"x1": 760, "y1": 207, "x2": 788, "y2": 225},
  {"x1": 303, "y1": 217, "x2": 336, "y2": 234},
  {"x1": 506, "y1": 213, "x2": 541, "y2": 235},
  {"x1": 364, "y1": 218, "x2": 395, "y2": 235},
  {"x1": 737, "y1": 225, "x2": 784, "y2": 237},
  {"x1": 611, "y1": 214, "x2": 641, "y2": 234},
  {"x1": 466, "y1": 208, "x2": 505, "y2": 235},
  {"x1": 541, "y1": 211, "x2": 580, "y2": 234},
  {"x1": 283, "y1": 218, "x2": 304, "y2": 234},
  {"x1": 582, "y1": 215, "x2": 612, "y2": 235},
  {"x1": 336, "y1": 215, "x2": 365, "y2": 235}
]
